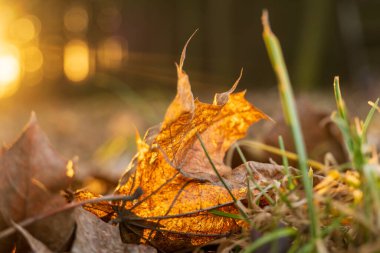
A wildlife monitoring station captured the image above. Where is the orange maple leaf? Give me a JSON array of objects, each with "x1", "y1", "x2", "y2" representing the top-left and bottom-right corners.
[{"x1": 114, "y1": 37, "x2": 268, "y2": 251}]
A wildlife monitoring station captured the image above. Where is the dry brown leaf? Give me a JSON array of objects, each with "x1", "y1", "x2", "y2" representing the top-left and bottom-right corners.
[
  {"x1": 263, "y1": 99, "x2": 346, "y2": 165},
  {"x1": 72, "y1": 208, "x2": 156, "y2": 253},
  {"x1": 12, "y1": 221, "x2": 53, "y2": 253},
  {"x1": 0, "y1": 146, "x2": 6, "y2": 156},
  {"x1": 112, "y1": 46, "x2": 268, "y2": 251},
  {"x1": 12, "y1": 207, "x2": 157, "y2": 253},
  {"x1": 0, "y1": 114, "x2": 75, "y2": 252}
]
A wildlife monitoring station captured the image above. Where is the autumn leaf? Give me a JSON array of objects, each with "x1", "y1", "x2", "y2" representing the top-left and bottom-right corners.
[
  {"x1": 10, "y1": 207, "x2": 157, "y2": 253},
  {"x1": 0, "y1": 146, "x2": 6, "y2": 156},
  {"x1": 112, "y1": 41, "x2": 268, "y2": 251},
  {"x1": 0, "y1": 114, "x2": 75, "y2": 252},
  {"x1": 72, "y1": 208, "x2": 156, "y2": 253},
  {"x1": 12, "y1": 222, "x2": 53, "y2": 253},
  {"x1": 261, "y1": 99, "x2": 346, "y2": 166},
  {"x1": 74, "y1": 190, "x2": 117, "y2": 221}
]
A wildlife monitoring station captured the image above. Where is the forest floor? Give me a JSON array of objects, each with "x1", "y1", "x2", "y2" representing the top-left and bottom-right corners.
[{"x1": 0, "y1": 86, "x2": 378, "y2": 194}]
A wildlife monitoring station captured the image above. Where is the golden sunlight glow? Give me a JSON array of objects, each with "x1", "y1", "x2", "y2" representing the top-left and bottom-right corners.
[
  {"x1": 23, "y1": 46, "x2": 43, "y2": 73},
  {"x1": 97, "y1": 37, "x2": 125, "y2": 70},
  {"x1": 83, "y1": 177, "x2": 108, "y2": 195},
  {"x1": 0, "y1": 44, "x2": 20, "y2": 98},
  {"x1": 64, "y1": 5, "x2": 88, "y2": 33},
  {"x1": 0, "y1": 55, "x2": 19, "y2": 83},
  {"x1": 9, "y1": 17, "x2": 39, "y2": 44},
  {"x1": 66, "y1": 160, "x2": 75, "y2": 178},
  {"x1": 0, "y1": 6, "x2": 15, "y2": 39},
  {"x1": 24, "y1": 69, "x2": 43, "y2": 86},
  {"x1": 64, "y1": 40, "x2": 90, "y2": 82}
]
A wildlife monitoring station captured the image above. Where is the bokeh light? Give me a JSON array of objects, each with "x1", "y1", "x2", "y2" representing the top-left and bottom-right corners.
[
  {"x1": 64, "y1": 39, "x2": 90, "y2": 82},
  {"x1": 0, "y1": 43, "x2": 20, "y2": 98},
  {"x1": 0, "y1": 6, "x2": 15, "y2": 39},
  {"x1": 0, "y1": 53, "x2": 19, "y2": 83},
  {"x1": 64, "y1": 5, "x2": 88, "y2": 34},
  {"x1": 24, "y1": 68, "x2": 43, "y2": 86},
  {"x1": 97, "y1": 37, "x2": 125, "y2": 70},
  {"x1": 9, "y1": 16, "x2": 40, "y2": 44},
  {"x1": 23, "y1": 46, "x2": 43, "y2": 73}
]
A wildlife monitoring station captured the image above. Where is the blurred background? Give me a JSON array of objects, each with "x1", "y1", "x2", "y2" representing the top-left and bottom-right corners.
[{"x1": 0, "y1": 0, "x2": 379, "y2": 192}]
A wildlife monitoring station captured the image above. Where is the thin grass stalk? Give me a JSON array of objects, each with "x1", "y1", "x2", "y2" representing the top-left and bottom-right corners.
[
  {"x1": 278, "y1": 136, "x2": 294, "y2": 190},
  {"x1": 333, "y1": 77, "x2": 365, "y2": 170},
  {"x1": 332, "y1": 78, "x2": 375, "y2": 235},
  {"x1": 261, "y1": 10, "x2": 319, "y2": 240},
  {"x1": 362, "y1": 99, "x2": 380, "y2": 229},
  {"x1": 360, "y1": 98, "x2": 380, "y2": 229},
  {"x1": 246, "y1": 176, "x2": 254, "y2": 209},
  {"x1": 196, "y1": 132, "x2": 250, "y2": 222},
  {"x1": 362, "y1": 98, "x2": 379, "y2": 141},
  {"x1": 238, "y1": 140, "x2": 325, "y2": 170},
  {"x1": 234, "y1": 143, "x2": 275, "y2": 205},
  {"x1": 242, "y1": 227, "x2": 296, "y2": 253},
  {"x1": 363, "y1": 165, "x2": 380, "y2": 228}
]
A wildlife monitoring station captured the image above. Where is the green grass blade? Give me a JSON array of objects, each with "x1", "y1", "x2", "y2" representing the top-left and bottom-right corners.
[
  {"x1": 242, "y1": 227, "x2": 296, "y2": 253},
  {"x1": 235, "y1": 143, "x2": 275, "y2": 205},
  {"x1": 362, "y1": 98, "x2": 379, "y2": 140},
  {"x1": 333, "y1": 76, "x2": 349, "y2": 121},
  {"x1": 278, "y1": 136, "x2": 294, "y2": 190},
  {"x1": 209, "y1": 210, "x2": 244, "y2": 220},
  {"x1": 333, "y1": 78, "x2": 365, "y2": 170},
  {"x1": 253, "y1": 184, "x2": 275, "y2": 204},
  {"x1": 196, "y1": 132, "x2": 250, "y2": 222},
  {"x1": 261, "y1": 10, "x2": 319, "y2": 241},
  {"x1": 196, "y1": 132, "x2": 236, "y2": 201},
  {"x1": 333, "y1": 77, "x2": 355, "y2": 156}
]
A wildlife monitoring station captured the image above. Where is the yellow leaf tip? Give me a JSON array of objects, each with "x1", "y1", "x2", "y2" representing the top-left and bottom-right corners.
[
  {"x1": 23, "y1": 111, "x2": 39, "y2": 133},
  {"x1": 179, "y1": 29, "x2": 199, "y2": 71},
  {"x1": 213, "y1": 70, "x2": 244, "y2": 105},
  {"x1": 28, "y1": 111, "x2": 38, "y2": 125}
]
